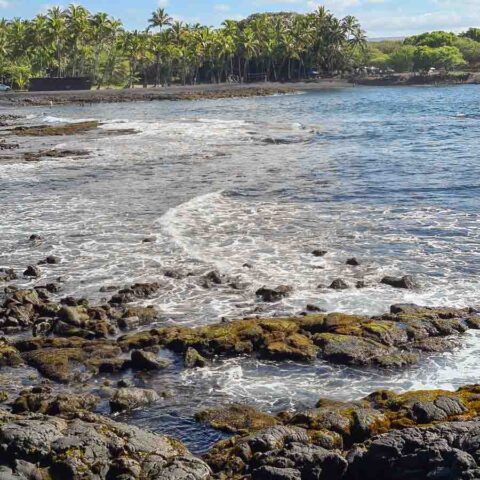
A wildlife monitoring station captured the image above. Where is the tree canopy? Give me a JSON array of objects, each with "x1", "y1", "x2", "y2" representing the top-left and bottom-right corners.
[
  {"x1": 365, "y1": 28, "x2": 480, "y2": 73},
  {"x1": 0, "y1": 4, "x2": 367, "y2": 89}
]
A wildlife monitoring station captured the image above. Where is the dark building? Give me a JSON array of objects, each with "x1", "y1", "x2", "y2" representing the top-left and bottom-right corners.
[{"x1": 29, "y1": 77, "x2": 92, "y2": 92}]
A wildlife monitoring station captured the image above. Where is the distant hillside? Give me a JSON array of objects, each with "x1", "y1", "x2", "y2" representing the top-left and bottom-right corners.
[{"x1": 369, "y1": 37, "x2": 405, "y2": 42}]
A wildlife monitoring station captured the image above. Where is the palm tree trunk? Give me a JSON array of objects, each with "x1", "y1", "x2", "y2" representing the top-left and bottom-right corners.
[{"x1": 155, "y1": 52, "x2": 161, "y2": 86}]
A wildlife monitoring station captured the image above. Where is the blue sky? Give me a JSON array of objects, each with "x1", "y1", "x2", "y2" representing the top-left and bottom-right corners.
[{"x1": 4, "y1": 0, "x2": 480, "y2": 38}]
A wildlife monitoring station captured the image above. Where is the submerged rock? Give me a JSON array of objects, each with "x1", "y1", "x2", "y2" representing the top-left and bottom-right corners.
[
  {"x1": 28, "y1": 234, "x2": 44, "y2": 242},
  {"x1": 12, "y1": 120, "x2": 99, "y2": 137},
  {"x1": 38, "y1": 255, "x2": 61, "y2": 265},
  {"x1": 329, "y1": 279, "x2": 349, "y2": 290},
  {"x1": 203, "y1": 270, "x2": 223, "y2": 286},
  {"x1": 312, "y1": 250, "x2": 328, "y2": 257}
]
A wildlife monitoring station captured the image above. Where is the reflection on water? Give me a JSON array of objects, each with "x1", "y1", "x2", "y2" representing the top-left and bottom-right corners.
[{"x1": 1, "y1": 85, "x2": 480, "y2": 452}]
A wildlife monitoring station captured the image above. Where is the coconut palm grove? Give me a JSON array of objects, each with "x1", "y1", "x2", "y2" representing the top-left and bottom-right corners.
[{"x1": 1, "y1": 4, "x2": 480, "y2": 88}]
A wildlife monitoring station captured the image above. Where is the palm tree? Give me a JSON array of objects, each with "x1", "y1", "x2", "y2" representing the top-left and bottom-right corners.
[
  {"x1": 46, "y1": 7, "x2": 66, "y2": 76},
  {"x1": 241, "y1": 27, "x2": 260, "y2": 82},
  {"x1": 0, "y1": 4, "x2": 374, "y2": 89},
  {"x1": 148, "y1": 8, "x2": 172, "y2": 32},
  {"x1": 148, "y1": 7, "x2": 172, "y2": 86},
  {"x1": 90, "y1": 12, "x2": 111, "y2": 85},
  {"x1": 65, "y1": 4, "x2": 90, "y2": 76}
]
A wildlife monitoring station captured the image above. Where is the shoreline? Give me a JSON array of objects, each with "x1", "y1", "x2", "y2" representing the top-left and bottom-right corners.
[
  {"x1": 0, "y1": 75, "x2": 478, "y2": 107},
  {"x1": 0, "y1": 80, "x2": 352, "y2": 107}
]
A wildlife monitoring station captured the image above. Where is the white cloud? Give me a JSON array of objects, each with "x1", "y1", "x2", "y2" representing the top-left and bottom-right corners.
[
  {"x1": 0, "y1": 1, "x2": 9, "y2": 7},
  {"x1": 214, "y1": 4, "x2": 231, "y2": 12},
  {"x1": 158, "y1": 0, "x2": 168, "y2": 7}
]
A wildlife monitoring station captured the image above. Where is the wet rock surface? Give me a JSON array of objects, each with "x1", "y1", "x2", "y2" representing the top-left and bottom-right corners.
[
  {"x1": 196, "y1": 404, "x2": 279, "y2": 434},
  {"x1": 381, "y1": 275, "x2": 418, "y2": 290},
  {"x1": 204, "y1": 385, "x2": 480, "y2": 479},
  {"x1": 110, "y1": 387, "x2": 160, "y2": 412},
  {"x1": 1, "y1": 246, "x2": 480, "y2": 480},
  {"x1": 0, "y1": 410, "x2": 212, "y2": 480},
  {"x1": 347, "y1": 419, "x2": 480, "y2": 480},
  {"x1": 11, "y1": 121, "x2": 99, "y2": 137},
  {"x1": 118, "y1": 305, "x2": 480, "y2": 367},
  {"x1": 256, "y1": 286, "x2": 293, "y2": 302}
]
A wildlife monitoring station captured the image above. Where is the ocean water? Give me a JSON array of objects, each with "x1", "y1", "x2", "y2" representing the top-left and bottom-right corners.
[{"x1": 1, "y1": 85, "x2": 480, "y2": 452}]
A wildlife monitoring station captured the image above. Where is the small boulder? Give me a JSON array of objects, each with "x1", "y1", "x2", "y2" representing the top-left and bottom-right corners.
[
  {"x1": 329, "y1": 279, "x2": 349, "y2": 290},
  {"x1": 184, "y1": 347, "x2": 209, "y2": 368},
  {"x1": 130, "y1": 349, "x2": 171, "y2": 371},
  {"x1": 256, "y1": 285, "x2": 293, "y2": 302},
  {"x1": 306, "y1": 304, "x2": 325, "y2": 313},
  {"x1": 23, "y1": 265, "x2": 41, "y2": 278},
  {"x1": 203, "y1": 270, "x2": 223, "y2": 286},
  {"x1": 164, "y1": 269, "x2": 185, "y2": 279},
  {"x1": 45, "y1": 283, "x2": 61, "y2": 293},
  {"x1": 110, "y1": 387, "x2": 160, "y2": 412},
  {"x1": 58, "y1": 306, "x2": 83, "y2": 327},
  {"x1": 346, "y1": 258, "x2": 360, "y2": 266},
  {"x1": 312, "y1": 249, "x2": 327, "y2": 257},
  {"x1": 0, "y1": 268, "x2": 17, "y2": 282},
  {"x1": 195, "y1": 404, "x2": 279, "y2": 434},
  {"x1": 29, "y1": 234, "x2": 44, "y2": 242},
  {"x1": 47, "y1": 256, "x2": 60, "y2": 264},
  {"x1": 252, "y1": 466, "x2": 302, "y2": 480},
  {"x1": 381, "y1": 275, "x2": 417, "y2": 290},
  {"x1": 99, "y1": 285, "x2": 119, "y2": 293}
]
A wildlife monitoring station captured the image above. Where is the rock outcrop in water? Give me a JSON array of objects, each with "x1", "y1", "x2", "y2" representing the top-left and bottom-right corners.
[
  {"x1": 204, "y1": 385, "x2": 480, "y2": 479},
  {"x1": 2, "y1": 288, "x2": 479, "y2": 379},
  {"x1": 11, "y1": 121, "x2": 99, "y2": 136},
  {"x1": 2, "y1": 278, "x2": 480, "y2": 479},
  {"x1": 3, "y1": 383, "x2": 480, "y2": 480},
  {"x1": 118, "y1": 304, "x2": 480, "y2": 367}
]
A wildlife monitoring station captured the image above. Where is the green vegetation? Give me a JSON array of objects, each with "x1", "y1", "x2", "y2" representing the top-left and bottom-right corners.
[
  {"x1": 366, "y1": 29, "x2": 480, "y2": 74},
  {"x1": 0, "y1": 4, "x2": 367, "y2": 90}
]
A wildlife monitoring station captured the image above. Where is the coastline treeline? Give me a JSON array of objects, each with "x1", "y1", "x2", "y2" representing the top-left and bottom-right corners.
[
  {"x1": 0, "y1": 5, "x2": 366, "y2": 89},
  {"x1": 2, "y1": 4, "x2": 479, "y2": 90}
]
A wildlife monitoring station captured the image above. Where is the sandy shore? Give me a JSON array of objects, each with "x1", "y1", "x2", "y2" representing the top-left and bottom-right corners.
[{"x1": 0, "y1": 79, "x2": 352, "y2": 107}]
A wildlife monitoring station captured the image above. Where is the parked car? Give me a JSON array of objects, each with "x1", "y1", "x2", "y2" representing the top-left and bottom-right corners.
[{"x1": 0, "y1": 84, "x2": 11, "y2": 91}]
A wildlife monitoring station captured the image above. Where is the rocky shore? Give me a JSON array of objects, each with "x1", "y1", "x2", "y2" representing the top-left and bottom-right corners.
[
  {"x1": 0, "y1": 81, "x2": 342, "y2": 107},
  {"x1": 354, "y1": 72, "x2": 480, "y2": 87},
  {"x1": 2, "y1": 113, "x2": 480, "y2": 479},
  {"x1": 1, "y1": 255, "x2": 480, "y2": 479}
]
